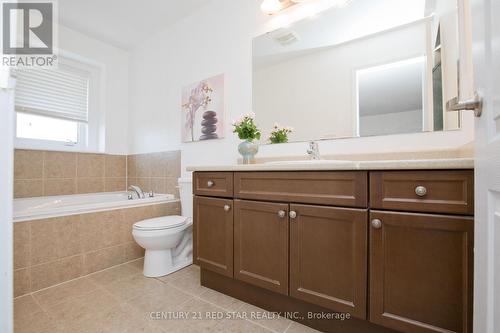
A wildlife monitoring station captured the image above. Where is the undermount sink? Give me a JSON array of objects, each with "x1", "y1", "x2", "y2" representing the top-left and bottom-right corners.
[{"x1": 263, "y1": 160, "x2": 353, "y2": 165}]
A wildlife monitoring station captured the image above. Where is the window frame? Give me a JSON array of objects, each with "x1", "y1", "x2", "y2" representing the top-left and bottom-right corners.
[{"x1": 13, "y1": 52, "x2": 103, "y2": 152}]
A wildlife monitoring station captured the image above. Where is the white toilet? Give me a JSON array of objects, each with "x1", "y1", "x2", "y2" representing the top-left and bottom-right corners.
[{"x1": 132, "y1": 178, "x2": 193, "y2": 277}]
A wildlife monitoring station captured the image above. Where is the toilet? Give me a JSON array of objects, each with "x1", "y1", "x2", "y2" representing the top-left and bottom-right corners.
[{"x1": 132, "y1": 178, "x2": 193, "y2": 277}]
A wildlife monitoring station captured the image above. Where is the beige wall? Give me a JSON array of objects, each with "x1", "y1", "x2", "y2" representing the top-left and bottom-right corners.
[
  {"x1": 14, "y1": 202, "x2": 180, "y2": 297},
  {"x1": 13, "y1": 149, "x2": 182, "y2": 198},
  {"x1": 127, "y1": 151, "x2": 182, "y2": 198}
]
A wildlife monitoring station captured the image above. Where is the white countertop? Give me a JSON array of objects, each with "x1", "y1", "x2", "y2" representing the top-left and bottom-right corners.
[{"x1": 186, "y1": 158, "x2": 474, "y2": 172}]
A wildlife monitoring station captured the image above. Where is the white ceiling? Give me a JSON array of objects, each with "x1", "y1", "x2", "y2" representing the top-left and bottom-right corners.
[{"x1": 58, "y1": 0, "x2": 212, "y2": 50}]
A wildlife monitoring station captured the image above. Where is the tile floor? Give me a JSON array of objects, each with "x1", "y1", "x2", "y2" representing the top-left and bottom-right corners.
[{"x1": 14, "y1": 259, "x2": 320, "y2": 333}]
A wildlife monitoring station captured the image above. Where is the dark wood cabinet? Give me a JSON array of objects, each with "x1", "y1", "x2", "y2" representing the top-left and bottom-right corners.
[
  {"x1": 289, "y1": 204, "x2": 368, "y2": 318},
  {"x1": 234, "y1": 199, "x2": 289, "y2": 295},
  {"x1": 369, "y1": 211, "x2": 474, "y2": 333},
  {"x1": 193, "y1": 196, "x2": 234, "y2": 277}
]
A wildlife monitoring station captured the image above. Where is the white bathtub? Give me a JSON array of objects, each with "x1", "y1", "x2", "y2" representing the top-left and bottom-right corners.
[{"x1": 13, "y1": 192, "x2": 177, "y2": 222}]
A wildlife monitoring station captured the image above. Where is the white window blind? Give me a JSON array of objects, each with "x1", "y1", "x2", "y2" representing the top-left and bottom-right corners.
[{"x1": 14, "y1": 65, "x2": 90, "y2": 123}]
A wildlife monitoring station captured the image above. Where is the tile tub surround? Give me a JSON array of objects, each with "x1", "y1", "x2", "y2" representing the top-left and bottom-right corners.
[
  {"x1": 13, "y1": 149, "x2": 182, "y2": 198},
  {"x1": 13, "y1": 201, "x2": 181, "y2": 297},
  {"x1": 127, "y1": 151, "x2": 182, "y2": 198},
  {"x1": 14, "y1": 263, "x2": 313, "y2": 333},
  {"x1": 14, "y1": 150, "x2": 127, "y2": 198}
]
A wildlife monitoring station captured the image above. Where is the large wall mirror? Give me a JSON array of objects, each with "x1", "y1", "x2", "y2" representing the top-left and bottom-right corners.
[{"x1": 253, "y1": 0, "x2": 461, "y2": 143}]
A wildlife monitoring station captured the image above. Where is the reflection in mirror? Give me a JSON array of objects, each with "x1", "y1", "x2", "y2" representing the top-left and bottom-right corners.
[{"x1": 253, "y1": 0, "x2": 461, "y2": 143}]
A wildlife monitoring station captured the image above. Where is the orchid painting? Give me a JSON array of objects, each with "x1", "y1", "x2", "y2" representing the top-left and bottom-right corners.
[{"x1": 181, "y1": 74, "x2": 225, "y2": 142}]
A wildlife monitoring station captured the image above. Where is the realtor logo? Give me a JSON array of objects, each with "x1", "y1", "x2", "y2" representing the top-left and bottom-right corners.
[{"x1": 1, "y1": 1, "x2": 57, "y2": 67}]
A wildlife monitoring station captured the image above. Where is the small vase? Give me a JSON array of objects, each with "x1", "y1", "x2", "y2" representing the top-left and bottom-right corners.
[{"x1": 238, "y1": 140, "x2": 259, "y2": 164}]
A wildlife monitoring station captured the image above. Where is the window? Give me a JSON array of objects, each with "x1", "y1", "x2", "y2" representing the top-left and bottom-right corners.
[{"x1": 14, "y1": 58, "x2": 97, "y2": 150}]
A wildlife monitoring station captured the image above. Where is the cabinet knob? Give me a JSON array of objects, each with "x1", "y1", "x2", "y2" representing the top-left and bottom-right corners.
[
  {"x1": 224, "y1": 205, "x2": 231, "y2": 212},
  {"x1": 278, "y1": 210, "x2": 286, "y2": 218},
  {"x1": 207, "y1": 180, "x2": 215, "y2": 188},
  {"x1": 289, "y1": 211, "x2": 297, "y2": 219},
  {"x1": 415, "y1": 185, "x2": 427, "y2": 197},
  {"x1": 371, "y1": 219, "x2": 382, "y2": 229}
]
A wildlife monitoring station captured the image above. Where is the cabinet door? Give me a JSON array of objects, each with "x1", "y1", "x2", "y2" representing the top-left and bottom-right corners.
[
  {"x1": 193, "y1": 196, "x2": 233, "y2": 278},
  {"x1": 289, "y1": 204, "x2": 368, "y2": 319},
  {"x1": 234, "y1": 199, "x2": 289, "y2": 295},
  {"x1": 370, "y1": 211, "x2": 474, "y2": 333}
]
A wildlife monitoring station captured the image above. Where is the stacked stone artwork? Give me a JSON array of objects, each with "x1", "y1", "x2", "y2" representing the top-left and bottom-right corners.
[{"x1": 199, "y1": 110, "x2": 219, "y2": 140}]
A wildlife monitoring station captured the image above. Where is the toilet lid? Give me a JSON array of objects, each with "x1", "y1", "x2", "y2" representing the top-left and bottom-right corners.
[{"x1": 133, "y1": 216, "x2": 188, "y2": 231}]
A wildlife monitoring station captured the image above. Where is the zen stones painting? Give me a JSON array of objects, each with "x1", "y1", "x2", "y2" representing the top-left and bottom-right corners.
[{"x1": 181, "y1": 74, "x2": 225, "y2": 142}]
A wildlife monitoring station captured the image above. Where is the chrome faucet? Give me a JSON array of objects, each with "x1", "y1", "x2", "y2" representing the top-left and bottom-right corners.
[
  {"x1": 128, "y1": 185, "x2": 145, "y2": 199},
  {"x1": 307, "y1": 141, "x2": 321, "y2": 160}
]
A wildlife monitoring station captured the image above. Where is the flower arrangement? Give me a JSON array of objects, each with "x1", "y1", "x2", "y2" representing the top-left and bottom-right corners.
[
  {"x1": 269, "y1": 124, "x2": 293, "y2": 144},
  {"x1": 231, "y1": 112, "x2": 261, "y2": 142},
  {"x1": 182, "y1": 81, "x2": 213, "y2": 141}
]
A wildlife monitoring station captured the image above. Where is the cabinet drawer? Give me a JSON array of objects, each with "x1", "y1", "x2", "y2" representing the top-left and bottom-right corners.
[
  {"x1": 234, "y1": 171, "x2": 368, "y2": 208},
  {"x1": 370, "y1": 170, "x2": 474, "y2": 215},
  {"x1": 194, "y1": 172, "x2": 233, "y2": 198}
]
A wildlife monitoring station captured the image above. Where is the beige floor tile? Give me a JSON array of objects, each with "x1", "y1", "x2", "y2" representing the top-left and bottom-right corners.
[
  {"x1": 166, "y1": 271, "x2": 208, "y2": 296},
  {"x1": 126, "y1": 282, "x2": 193, "y2": 316},
  {"x1": 46, "y1": 288, "x2": 120, "y2": 329},
  {"x1": 103, "y1": 273, "x2": 167, "y2": 303},
  {"x1": 14, "y1": 295, "x2": 43, "y2": 321},
  {"x1": 213, "y1": 318, "x2": 274, "y2": 333},
  {"x1": 285, "y1": 321, "x2": 323, "y2": 333},
  {"x1": 156, "y1": 264, "x2": 199, "y2": 284},
  {"x1": 89, "y1": 263, "x2": 140, "y2": 286},
  {"x1": 154, "y1": 298, "x2": 226, "y2": 333},
  {"x1": 198, "y1": 288, "x2": 245, "y2": 311},
  {"x1": 126, "y1": 258, "x2": 144, "y2": 271},
  {"x1": 14, "y1": 311, "x2": 62, "y2": 333},
  {"x1": 239, "y1": 303, "x2": 292, "y2": 333},
  {"x1": 33, "y1": 276, "x2": 99, "y2": 309}
]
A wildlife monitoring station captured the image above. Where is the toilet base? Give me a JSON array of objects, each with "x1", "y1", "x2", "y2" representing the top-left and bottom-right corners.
[{"x1": 143, "y1": 249, "x2": 193, "y2": 278}]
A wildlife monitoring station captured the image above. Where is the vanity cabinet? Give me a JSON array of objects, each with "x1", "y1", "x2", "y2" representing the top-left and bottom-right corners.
[
  {"x1": 369, "y1": 211, "x2": 474, "y2": 333},
  {"x1": 290, "y1": 204, "x2": 368, "y2": 318},
  {"x1": 193, "y1": 196, "x2": 233, "y2": 277},
  {"x1": 193, "y1": 169, "x2": 474, "y2": 333},
  {"x1": 234, "y1": 200, "x2": 289, "y2": 295}
]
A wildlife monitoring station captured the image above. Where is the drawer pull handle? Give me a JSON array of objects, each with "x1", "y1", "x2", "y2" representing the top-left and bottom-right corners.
[
  {"x1": 415, "y1": 186, "x2": 427, "y2": 197},
  {"x1": 289, "y1": 211, "x2": 297, "y2": 219},
  {"x1": 224, "y1": 205, "x2": 231, "y2": 212},
  {"x1": 207, "y1": 180, "x2": 215, "y2": 188},
  {"x1": 371, "y1": 219, "x2": 382, "y2": 229},
  {"x1": 278, "y1": 210, "x2": 286, "y2": 218}
]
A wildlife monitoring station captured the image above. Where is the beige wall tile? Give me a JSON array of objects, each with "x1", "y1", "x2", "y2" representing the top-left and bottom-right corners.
[
  {"x1": 44, "y1": 179, "x2": 76, "y2": 196},
  {"x1": 56, "y1": 215, "x2": 83, "y2": 259},
  {"x1": 14, "y1": 268, "x2": 31, "y2": 297},
  {"x1": 105, "y1": 155, "x2": 126, "y2": 178},
  {"x1": 14, "y1": 222, "x2": 30, "y2": 269},
  {"x1": 151, "y1": 177, "x2": 167, "y2": 194},
  {"x1": 127, "y1": 177, "x2": 137, "y2": 188},
  {"x1": 30, "y1": 218, "x2": 59, "y2": 265},
  {"x1": 105, "y1": 178, "x2": 126, "y2": 192},
  {"x1": 135, "y1": 154, "x2": 151, "y2": 177},
  {"x1": 31, "y1": 255, "x2": 84, "y2": 292},
  {"x1": 84, "y1": 245, "x2": 125, "y2": 275},
  {"x1": 14, "y1": 179, "x2": 43, "y2": 198},
  {"x1": 126, "y1": 155, "x2": 137, "y2": 178},
  {"x1": 14, "y1": 150, "x2": 44, "y2": 179},
  {"x1": 77, "y1": 153, "x2": 105, "y2": 178},
  {"x1": 136, "y1": 177, "x2": 152, "y2": 192},
  {"x1": 166, "y1": 151, "x2": 181, "y2": 178},
  {"x1": 166, "y1": 177, "x2": 180, "y2": 198},
  {"x1": 153, "y1": 202, "x2": 181, "y2": 217},
  {"x1": 44, "y1": 151, "x2": 76, "y2": 179},
  {"x1": 123, "y1": 242, "x2": 144, "y2": 262},
  {"x1": 76, "y1": 178, "x2": 104, "y2": 194},
  {"x1": 80, "y1": 210, "x2": 123, "y2": 252},
  {"x1": 150, "y1": 152, "x2": 168, "y2": 177}
]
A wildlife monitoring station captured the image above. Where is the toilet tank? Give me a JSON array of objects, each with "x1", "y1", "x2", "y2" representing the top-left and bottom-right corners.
[{"x1": 178, "y1": 177, "x2": 193, "y2": 218}]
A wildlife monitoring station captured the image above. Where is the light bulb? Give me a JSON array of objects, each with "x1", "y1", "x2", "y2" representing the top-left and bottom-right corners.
[{"x1": 261, "y1": 0, "x2": 284, "y2": 15}]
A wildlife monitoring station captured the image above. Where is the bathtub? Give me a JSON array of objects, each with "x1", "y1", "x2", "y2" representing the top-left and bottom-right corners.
[{"x1": 13, "y1": 191, "x2": 177, "y2": 222}]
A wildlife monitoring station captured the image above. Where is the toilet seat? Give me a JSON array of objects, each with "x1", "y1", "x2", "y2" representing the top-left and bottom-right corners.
[{"x1": 133, "y1": 216, "x2": 189, "y2": 231}]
